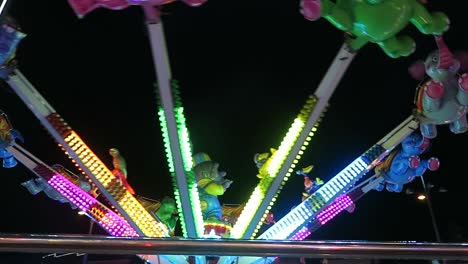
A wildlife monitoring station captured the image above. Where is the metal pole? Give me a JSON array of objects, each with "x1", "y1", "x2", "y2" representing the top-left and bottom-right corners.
[
  {"x1": 420, "y1": 175, "x2": 442, "y2": 242},
  {"x1": 146, "y1": 16, "x2": 201, "y2": 239},
  {"x1": 1, "y1": 234, "x2": 468, "y2": 260},
  {"x1": 82, "y1": 219, "x2": 95, "y2": 264}
]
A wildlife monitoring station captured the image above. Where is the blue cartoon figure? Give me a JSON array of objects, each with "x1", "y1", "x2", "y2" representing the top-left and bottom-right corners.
[
  {"x1": 0, "y1": 17, "x2": 26, "y2": 78},
  {"x1": 192, "y1": 152, "x2": 233, "y2": 221},
  {"x1": 296, "y1": 165, "x2": 324, "y2": 201},
  {"x1": 375, "y1": 132, "x2": 439, "y2": 192},
  {"x1": 0, "y1": 110, "x2": 23, "y2": 168}
]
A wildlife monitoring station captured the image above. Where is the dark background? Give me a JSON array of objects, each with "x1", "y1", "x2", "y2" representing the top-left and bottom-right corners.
[{"x1": 1, "y1": 0, "x2": 467, "y2": 256}]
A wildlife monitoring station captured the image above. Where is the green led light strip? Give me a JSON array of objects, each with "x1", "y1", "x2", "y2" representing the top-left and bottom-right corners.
[
  {"x1": 156, "y1": 80, "x2": 205, "y2": 237},
  {"x1": 230, "y1": 95, "x2": 320, "y2": 239},
  {"x1": 250, "y1": 103, "x2": 325, "y2": 238}
]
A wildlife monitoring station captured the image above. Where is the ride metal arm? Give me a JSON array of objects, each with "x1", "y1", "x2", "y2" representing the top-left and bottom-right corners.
[
  {"x1": 229, "y1": 116, "x2": 419, "y2": 264},
  {"x1": 228, "y1": 43, "x2": 357, "y2": 243},
  {"x1": 297, "y1": 173, "x2": 385, "y2": 238},
  {"x1": 265, "y1": 115, "x2": 419, "y2": 240},
  {"x1": 145, "y1": 11, "x2": 204, "y2": 239},
  {"x1": 9, "y1": 146, "x2": 189, "y2": 264},
  {"x1": 4, "y1": 69, "x2": 169, "y2": 237},
  {"x1": 7, "y1": 144, "x2": 140, "y2": 237}
]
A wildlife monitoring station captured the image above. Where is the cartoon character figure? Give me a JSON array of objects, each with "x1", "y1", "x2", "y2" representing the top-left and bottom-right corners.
[
  {"x1": 21, "y1": 177, "x2": 71, "y2": 205},
  {"x1": 0, "y1": 17, "x2": 26, "y2": 70},
  {"x1": 109, "y1": 148, "x2": 135, "y2": 195},
  {"x1": 138, "y1": 196, "x2": 179, "y2": 235},
  {"x1": 53, "y1": 164, "x2": 99, "y2": 197},
  {"x1": 0, "y1": 110, "x2": 23, "y2": 168},
  {"x1": 296, "y1": 165, "x2": 324, "y2": 201},
  {"x1": 409, "y1": 35, "x2": 468, "y2": 138},
  {"x1": 375, "y1": 132, "x2": 439, "y2": 192},
  {"x1": 299, "y1": 0, "x2": 449, "y2": 58},
  {"x1": 253, "y1": 148, "x2": 277, "y2": 179},
  {"x1": 192, "y1": 152, "x2": 232, "y2": 222},
  {"x1": 67, "y1": 0, "x2": 207, "y2": 18}
]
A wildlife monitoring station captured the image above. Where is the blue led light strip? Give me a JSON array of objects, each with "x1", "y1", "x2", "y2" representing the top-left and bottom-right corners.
[
  {"x1": 259, "y1": 156, "x2": 372, "y2": 240},
  {"x1": 259, "y1": 116, "x2": 419, "y2": 241}
]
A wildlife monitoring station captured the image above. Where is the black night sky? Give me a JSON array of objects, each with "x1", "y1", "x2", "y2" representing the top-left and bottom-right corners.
[{"x1": 1, "y1": 0, "x2": 468, "y2": 260}]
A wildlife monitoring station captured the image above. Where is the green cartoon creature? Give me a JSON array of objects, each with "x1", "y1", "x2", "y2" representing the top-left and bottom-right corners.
[
  {"x1": 138, "y1": 196, "x2": 179, "y2": 236},
  {"x1": 299, "y1": 0, "x2": 450, "y2": 58}
]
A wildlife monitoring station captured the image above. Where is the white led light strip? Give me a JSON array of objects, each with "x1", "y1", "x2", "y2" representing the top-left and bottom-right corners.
[{"x1": 258, "y1": 157, "x2": 370, "y2": 240}]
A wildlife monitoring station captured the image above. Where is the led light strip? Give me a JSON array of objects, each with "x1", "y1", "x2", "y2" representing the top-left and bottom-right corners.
[
  {"x1": 45, "y1": 169, "x2": 140, "y2": 237},
  {"x1": 156, "y1": 80, "x2": 204, "y2": 237},
  {"x1": 294, "y1": 173, "x2": 386, "y2": 240},
  {"x1": 229, "y1": 96, "x2": 319, "y2": 240},
  {"x1": 148, "y1": 20, "x2": 201, "y2": 239},
  {"x1": 173, "y1": 84, "x2": 204, "y2": 236},
  {"x1": 315, "y1": 194, "x2": 354, "y2": 225},
  {"x1": 259, "y1": 116, "x2": 419, "y2": 241},
  {"x1": 259, "y1": 149, "x2": 380, "y2": 240},
  {"x1": 60, "y1": 128, "x2": 169, "y2": 237},
  {"x1": 228, "y1": 44, "x2": 356, "y2": 243},
  {"x1": 7, "y1": 145, "x2": 139, "y2": 237},
  {"x1": 6, "y1": 70, "x2": 168, "y2": 237}
]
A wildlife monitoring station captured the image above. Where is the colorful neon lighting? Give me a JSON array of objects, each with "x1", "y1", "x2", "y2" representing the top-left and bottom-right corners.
[
  {"x1": 48, "y1": 175, "x2": 139, "y2": 237},
  {"x1": 156, "y1": 81, "x2": 204, "y2": 237},
  {"x1": 289, "y1": 227, "x2": 311, "y2": 241},
  {"x1": 174, "y1": 104, "x2": 204, "y2": 236},
  {"x1": 44, "y1": 113, "x2": 169, "y2": 238},
  {"x1": 230, "y1": 96, "x2": 318, "y2": 239},
  {"x1": 316, "y1": 194, "x2": 354, "y2": 225},
  {"x1": 158, "y1": 109, "x2": 175, "y2": 174},
  {"x1": 259, "y1": 157, "x2": 370, "y2": 240},
  {"x1": 32, "y1": 164, "x2": 139, "y2": 237},
  {"x1": 6, "y1": 73, "x2": 170, "y2": 237}
]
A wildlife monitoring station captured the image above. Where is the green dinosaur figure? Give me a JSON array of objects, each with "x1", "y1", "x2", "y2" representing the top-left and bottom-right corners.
[{"x1": 300, "y1": 0, "x2": 450, "y2": 58}]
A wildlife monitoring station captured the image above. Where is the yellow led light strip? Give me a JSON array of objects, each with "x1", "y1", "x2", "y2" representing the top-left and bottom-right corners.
[
  {"x1": 47, "y1": 113, "x2": 169, "y2": 237},
  {"x1": 228, "y1": 43, "x2": 355, "y2": 243},
  {"x1": 5, "y1": 70, "x2": 168, "y2": 237},
  {"x1": 250, "y1": 111, "x2": 324, "y2": 239},
  {"x1": 230, "y1": 96, "x2": 319, "y2": 239}
]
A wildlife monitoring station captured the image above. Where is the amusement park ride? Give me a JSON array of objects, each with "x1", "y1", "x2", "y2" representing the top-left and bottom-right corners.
[{"x1": 0, "y1": 0, "x2": 467, "y2": 263}]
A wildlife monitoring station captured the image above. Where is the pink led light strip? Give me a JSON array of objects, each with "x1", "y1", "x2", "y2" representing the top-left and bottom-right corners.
[
  {"x1": 316, "y1": 194, "x2": 354, "y2": 225},
  {"x1": 33, "y1": 164, "x2": 139, "y2": 237},
  {"x1": 289, "y1": 195, "x2": 355, "y2": 241}
]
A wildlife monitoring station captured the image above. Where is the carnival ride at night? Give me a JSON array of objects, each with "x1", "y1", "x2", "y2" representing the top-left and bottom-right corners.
[{"x1": 1, "y1": 0, "x2": 468, "y2": 263}]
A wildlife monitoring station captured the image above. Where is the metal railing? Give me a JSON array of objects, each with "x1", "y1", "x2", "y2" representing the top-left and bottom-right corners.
[{"x1": 0, "y1": 234, "x2": 468, "y2": 261}]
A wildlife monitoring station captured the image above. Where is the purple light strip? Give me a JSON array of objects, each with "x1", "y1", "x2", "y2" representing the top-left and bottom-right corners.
[
  {"x1": 316, "y1": 195, "x2": 354, "y2": 225},
  {"x1": 47, "y1": 174, "x2": 139, "y2": 237},
  {"x1": 48, "y1": 174, "x2": 95, "y2": 211},
  {"x1": 289, "y1": 227, "x2": 311, "y2": 240},
  {"x1": 100, "y1": 211, "x2": 140, "y2": 237}
]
